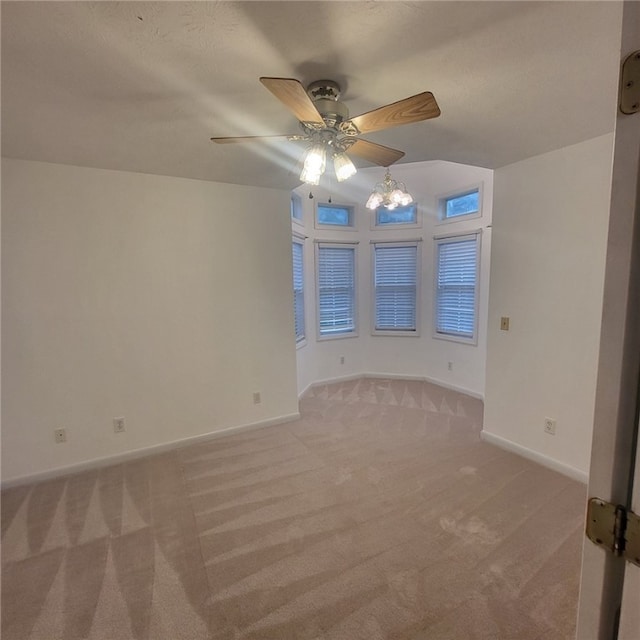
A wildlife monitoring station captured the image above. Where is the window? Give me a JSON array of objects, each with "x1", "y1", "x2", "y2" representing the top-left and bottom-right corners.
[
  {"x1": 439, "y1": 187, "x2": 481, "y2": 221},
  {"x1": 291, "y1": 193, "x2": 303, "y2": 223},
  {"x1": 292, "y1": 239, "x2": 305, "y2": 344},
  {"x1": 373, "y1": 242, "x2": 420, "y2": 334},
  {"x1": 316, "y1": 243, "x2": 357, "y2": 338},
  {"x1": 434, "y1": 233, "x2": 480, "y2": 343},
  {"x1": 315, "y1": 203, "x2": 354, "y2": 229},
  {"x1": 374, "y1": 203, "x2": 419, "y2": 227}
]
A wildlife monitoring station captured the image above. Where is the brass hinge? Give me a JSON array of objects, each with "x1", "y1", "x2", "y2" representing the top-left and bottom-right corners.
[
  {"x1": 586, "y1": 498, "x2": 640, "y2": 567},
  {"x1": 619, "y1": 50, "x2": 640, "y2": 115}
]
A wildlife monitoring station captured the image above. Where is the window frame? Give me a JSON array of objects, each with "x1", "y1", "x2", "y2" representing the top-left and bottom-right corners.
[
  {"x1": 315, "y1": 240, "x2": 358, "y2": 341},
  {"x1": 371, "y1": 240, "x2": 421, "y2": 337},
  {"x1": 292, "y1": 234, "x2": 306, "y2": 348},
  {"x1": 314, "y1": 202, "x2": 356, "y2": 231},
  {"x1": 436, "y1": 184, "x2": 483, "y2": 224},
  {"x1": 433, "y1": 231, "x2": 481, "y2": 345},
  {"x1": 371, "y1": 202, "x2": 422, "y2": 230}
]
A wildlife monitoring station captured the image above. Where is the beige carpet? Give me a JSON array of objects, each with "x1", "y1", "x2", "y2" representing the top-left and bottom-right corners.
[{"x1": 1, "y1": 378, "x2": 586, "y2": 639}]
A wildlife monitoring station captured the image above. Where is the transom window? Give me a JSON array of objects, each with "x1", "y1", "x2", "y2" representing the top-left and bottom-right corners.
[
  {"x1": 374, "y1": 203, "x2": 419, "y2": 227},
  {"x1": 439, "y1": 188, "x2": 481, "y2": 221},
  {"x1": 315, "y1": 203, "x2": 354, "y2": 229},
  {"x1": 291, "y1": 193, "x2": 303, "y2": 223}
]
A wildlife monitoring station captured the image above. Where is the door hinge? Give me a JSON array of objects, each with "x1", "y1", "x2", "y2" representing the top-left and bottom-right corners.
[
  {"x1": 619, "y1": 50, "x2": 640, "y2": 115},
  {"x1": 586, "y1": 498, "x2": 640, "y2": 567}
]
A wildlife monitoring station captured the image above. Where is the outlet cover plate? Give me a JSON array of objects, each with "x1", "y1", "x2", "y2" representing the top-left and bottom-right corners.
[{"x1": 544, "y1": 418, "x2": 556, "y2": 435}]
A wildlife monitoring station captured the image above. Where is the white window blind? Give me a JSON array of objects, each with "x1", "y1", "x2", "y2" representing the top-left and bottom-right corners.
[
  {"x1": 292, "y1": 240, "x2": 305, "y2": 342},
  {"x1": 317, "y1": 245, "x2": 356, "y2": 336},
  {"x1": 374, "y1": 243, "x2": 418, "y2": 332},
  {"x1": 435, "y1": 234, "x2": 479, "y2": 340}
]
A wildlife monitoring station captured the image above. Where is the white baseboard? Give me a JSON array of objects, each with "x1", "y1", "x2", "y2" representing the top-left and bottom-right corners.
[
  {"x1": 298, "y1": 373, "x2": 363, "y2": 399},
  {"x1": 299, "y1": 372, "x2": 484, "y2": 401},
  {"x1": 367, "y1": 372, "x2": 484, "y2": 401},
  {"x1": 364, "y1": 372, "x2": 427, "y2": 382},
  {"x1": 480, "y1": 430, "x2": 588, "y2": 484},
  {"x1": 1, "y1": 412, "x2": 301, "y2": 489}
]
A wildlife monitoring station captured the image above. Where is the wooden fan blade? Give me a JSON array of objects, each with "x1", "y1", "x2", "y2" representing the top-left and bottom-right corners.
[
  {"x1": 210, "y1": 135, "x2": 292, "y2": 144},
  {"x1": 259, "y1": 77, "x2": 324, "y2": 125},
  {"x1": 347, "y1": 139, "x2": 405, "y2": 166},
  {"x1": 348, "y1": 92, "x2": 440, "y2": 134}
]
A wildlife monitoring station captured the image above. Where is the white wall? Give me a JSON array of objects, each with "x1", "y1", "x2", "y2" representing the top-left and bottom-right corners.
[
  {"x1": 483, "y1": 134, "x2": 614, "y2": 478},
  {"x1": 2, "y1": 159, "x2": 298, "y2": 483},
  {"x1": 293, "y1": 160, "x2": 493, "y2": 398}
]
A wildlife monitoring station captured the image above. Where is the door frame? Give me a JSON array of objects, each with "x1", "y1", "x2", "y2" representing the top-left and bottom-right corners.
[{"x1": 576, "y1": 2, "x2": 640, "y2": 637}]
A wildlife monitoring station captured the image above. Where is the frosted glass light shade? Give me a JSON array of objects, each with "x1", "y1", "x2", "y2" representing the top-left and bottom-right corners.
[{"x1": 333, "y1": 152, "x2": 357, "y2": 182}]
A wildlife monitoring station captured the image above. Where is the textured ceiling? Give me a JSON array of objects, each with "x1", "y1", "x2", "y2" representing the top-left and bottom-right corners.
[{"x1": 1, "y1": 1, "x2": 623, "y2": 190}]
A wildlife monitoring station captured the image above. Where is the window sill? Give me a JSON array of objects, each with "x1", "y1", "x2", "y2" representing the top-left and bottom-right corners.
[
  {"x1": 371, "y1": 221, "x2": 422, "y2": 231},
  {"x1": 314, "y1": 224, "x2": 357, "y2": 232},
  {"x1": 432, "y1": 332, "x2": 478, "y2": 346},
  {"x1": 372, "y1": 329, "x2": 420, "y2": 337},
  {"x1": 436, "y1": 211, "x2": 482, "y2": 225},
  {"x1": 317, "y1": 331, "x2": 359, "y2": 342}
]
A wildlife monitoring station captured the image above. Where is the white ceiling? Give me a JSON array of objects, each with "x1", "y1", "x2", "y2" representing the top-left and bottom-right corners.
[{"x1": 1, "y1": 1, "x2": 622, "y2": 190}]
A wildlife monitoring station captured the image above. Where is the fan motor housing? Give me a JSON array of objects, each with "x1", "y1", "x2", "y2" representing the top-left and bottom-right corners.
[
  {"x1": 314, "y1": 98, "x2": 349, "y2": 128},
  {"x1": 307, "y1": 80, "x2": 341, "y2": 101}
]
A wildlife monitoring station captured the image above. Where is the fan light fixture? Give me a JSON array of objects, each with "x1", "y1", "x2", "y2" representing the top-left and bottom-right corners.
[
  {"x1": 299, "y1": 143, "x2": 357, "y2": 185},
  {"x1": 365, "y1": 169, "x2": 414, "y2": 210},
  {"x1": 332, "y1": 151, "x2": 357, "y2": 182},
  {"x1": 299, "y1": 143, "x2": 326, "y2": 185}
]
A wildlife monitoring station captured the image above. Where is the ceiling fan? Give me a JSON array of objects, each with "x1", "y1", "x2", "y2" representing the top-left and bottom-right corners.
[{"x1": 210, "y1": 77, "x2": 441, "y2": 185}]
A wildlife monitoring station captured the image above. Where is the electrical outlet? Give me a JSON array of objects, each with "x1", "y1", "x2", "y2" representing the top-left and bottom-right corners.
[
  {"x1": 447, "y1": 361, "x2": 453, "y2": 371},
  {"x1": 54, "y1": 428, "x2": 67, "y2": 443},
  {"x1": 340, "y1": 356, "x2": 345, "y2": 365},
  {"x1": 544, "y1": 417, "x2": 556, "y2": 435},
  {"x1": 113, "y1": 417, "x2": 126, "y2": 433},
  {"x1": 500, "y1": 317, "x2": 510, "y2": 331},
  {"x1": 253, "y1": 392, "x2": 261, "y2": 404}
]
